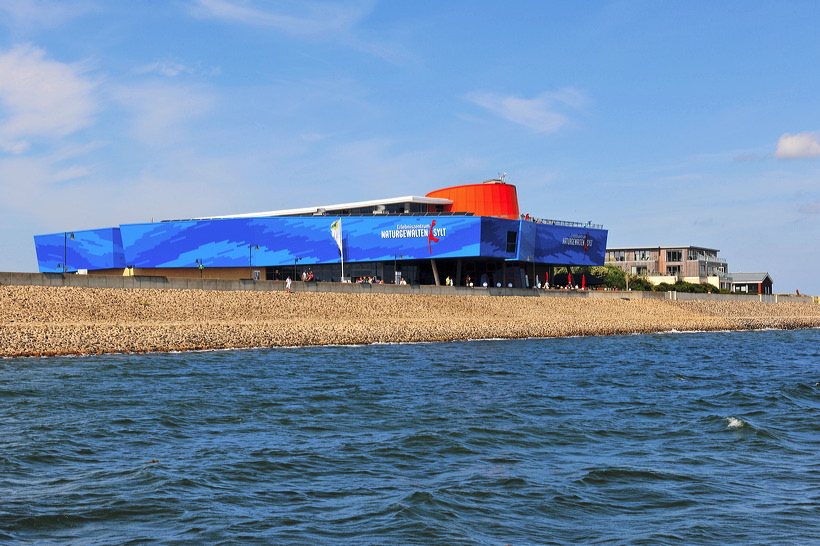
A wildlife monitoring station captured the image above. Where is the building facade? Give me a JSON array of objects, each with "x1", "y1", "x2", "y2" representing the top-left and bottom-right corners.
[
  {"x1": 606, "y1": 245, "x2": 731, "y2": 290},
  {"x1": 729, "y1": 272, "x2": 773, "y2": 294},
  {"x1": 35, "y1": 180, "x2": 608, "y2": 288}
]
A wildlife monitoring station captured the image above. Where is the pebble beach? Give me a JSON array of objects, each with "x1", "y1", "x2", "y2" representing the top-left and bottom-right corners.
[{"x1": 2, "y1": 285, "x2": 820, "y2": 357}]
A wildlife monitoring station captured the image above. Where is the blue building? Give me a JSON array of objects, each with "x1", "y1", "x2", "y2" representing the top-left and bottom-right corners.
[{"x1": 34, "y1": 180, "x2": 607, "y2": 287}]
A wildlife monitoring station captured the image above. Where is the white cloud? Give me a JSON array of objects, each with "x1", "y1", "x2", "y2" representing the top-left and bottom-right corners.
[
  {"x1": 798, "y1": 200, "x2": 820, "y2": 215},
  {"x1": 0, "y1": 151, "x2": 93, "y2": 221},
  {"x1": 187, "y1": 0, "x2": 406, "y2": 62},
  {"x1": 134, "y1": 60, "x2": 221, "y2": 78},
  {"x1": 112, "y1": 83, "x2": 215, "y2": 147},
  {"x1": 0, "y1": 44, "x2": 98, "y2": 154},
  {"x1": 464, "y1": 88, "x2": 586, "y2": 133},
  {"x1": 189, "y1": 0, "x2": 373, "y2": 37},
  {"x1": 0, "y1": 0, "x2": 95, "y2": 31},
  {"x1": 775, "y1": 131, "x2": 820, "y2": 159}
]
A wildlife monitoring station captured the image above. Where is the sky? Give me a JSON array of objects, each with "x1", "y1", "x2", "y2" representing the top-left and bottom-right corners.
[{"x1": 1, "y1": 0, "x2": 819, "y2": 295}]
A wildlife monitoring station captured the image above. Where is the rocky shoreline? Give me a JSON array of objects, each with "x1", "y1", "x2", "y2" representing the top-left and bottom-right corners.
[{"x1": 2, "y1": 285, "x2": 820, "y2": 357}]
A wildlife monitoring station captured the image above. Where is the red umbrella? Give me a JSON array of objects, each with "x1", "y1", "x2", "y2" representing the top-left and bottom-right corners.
[
  {"x1": 567, "y1": 272, "x2": 573, "y2": 287},
  {"x1": 582, "y1": 275, "x2": 587, "y2": 290}
]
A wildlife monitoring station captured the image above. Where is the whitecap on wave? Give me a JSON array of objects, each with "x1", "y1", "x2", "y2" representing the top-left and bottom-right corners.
[{"x1": 726, "y1": 416, "x2": 745, "y2": 429}]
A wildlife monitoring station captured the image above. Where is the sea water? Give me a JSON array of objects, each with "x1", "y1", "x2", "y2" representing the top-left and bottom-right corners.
[{"x1": 1, "y1": 329, "x2": 818, "y2": 544}]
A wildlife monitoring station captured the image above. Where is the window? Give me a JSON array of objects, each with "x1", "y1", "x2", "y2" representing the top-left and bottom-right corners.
[
  {"x1": 666, "y1": 250, "x2": 682, "y2": 262},
  {"x1": 632, "y1": 266, "x2": 648, "y2": 275},
  {"x1": 635, "y1": 250, "x2": 651, "y2": 261},
  {"x1": 611, "y1": 250, "x2": 625, "y2": 262},
  {"x1": 667, "y1": 265, "x2": 681, "y2": 275},
  {"x1": 506, "y1": 231, "x2": 517, "y2": 253}
]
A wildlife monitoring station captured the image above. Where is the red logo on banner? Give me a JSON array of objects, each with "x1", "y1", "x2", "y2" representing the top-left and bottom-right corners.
[{"x1": 428, "y1": 220, "x2": 440, "y2": 254}]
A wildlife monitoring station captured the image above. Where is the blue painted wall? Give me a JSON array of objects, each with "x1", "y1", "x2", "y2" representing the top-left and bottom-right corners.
[
  {"x1": 35, "y1": 216, "x2": 607, "y2": 272},
  {"x1": 118, "y1": 215, "x2": 483, "y2": 268},
  {"x1": 532, "y1": 223, "x2": 606, "y2": 266},
  {"x1": 34, "y1": 228, "x2": 126, "y2": 273}
]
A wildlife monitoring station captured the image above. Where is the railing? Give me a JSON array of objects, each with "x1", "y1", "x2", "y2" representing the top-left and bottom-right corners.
[
  {"x1": 526, "y1": 217, "x2": 604, "y2": 229},
  {"x1": 609, "y1": 256, "x2": 727, "y2": 264},
  {"x1": 687, "y1": 256, "x2": 727, "y2": 263}
]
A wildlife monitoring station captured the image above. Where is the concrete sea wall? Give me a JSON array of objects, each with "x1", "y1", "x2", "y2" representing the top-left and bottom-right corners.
[{"x1": 0, "y1": 271, "x2": 812, "y2": 303}]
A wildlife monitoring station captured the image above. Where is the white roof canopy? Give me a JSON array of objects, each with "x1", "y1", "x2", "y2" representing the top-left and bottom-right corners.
[{"x1": 195, "y1": 195, "x2": 453, "y2": 220}]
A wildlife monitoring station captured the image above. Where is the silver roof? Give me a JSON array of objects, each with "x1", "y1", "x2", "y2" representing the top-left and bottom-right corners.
[
  {"x1": 729, "y1": 272, "x2": 772, "y2": 283},
  {"x1": 195, "y1": 195, "x2": 453, "y2": 220}
]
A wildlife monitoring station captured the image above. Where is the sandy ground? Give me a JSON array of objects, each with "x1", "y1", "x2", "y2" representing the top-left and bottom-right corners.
[{"x1": 2, "y1": 285, "x2": 819, "y2": 357}]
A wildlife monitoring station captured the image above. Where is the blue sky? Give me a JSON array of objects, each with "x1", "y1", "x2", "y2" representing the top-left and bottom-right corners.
[{"x1": 1, "y1": 1, "x2": 819, "y2": 294}]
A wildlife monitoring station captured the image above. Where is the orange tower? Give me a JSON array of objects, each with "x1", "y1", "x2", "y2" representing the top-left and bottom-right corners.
[{"x1": 426, "y1": 180, "x2": 520, "y2": 219}]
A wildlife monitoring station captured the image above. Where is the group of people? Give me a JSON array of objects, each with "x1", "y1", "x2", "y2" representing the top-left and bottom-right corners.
[
  {"x1": 356, "y1": 276, "x2": 383, "y2": 284},
  {"x1": 538, "y1": 283, "x2": 597, "y2": 290},
  {"x1": 519, "y1": 213, "x2": 595, "y2": 227},
  {"x1": 519, "y1": 213, "x2": 556, "y2": 225},
  {"x1": 356, "y1": 276, "x2": 408, "y2": 285},
  {"x1": 283, "y1": 269, "x2": 314, "y2": 293},
  {"x1": 445, "y1": 275, "x2": 475, "y2": 287},
  {"x1": 285, "y1": 274, "x2": 409, "y2": 291}
]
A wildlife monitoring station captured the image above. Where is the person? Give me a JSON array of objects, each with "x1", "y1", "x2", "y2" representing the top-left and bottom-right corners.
[
  {"x1": 307, "y1": 269, "x2": 314, "y2": 282},
  {"x1": 285, "y1": 275, "x2": 292, "y2": 293},
  {"x1": 400, "y1": 278, "x2": 407, "y2": 285},
  {"x1": 301, "y1": 270, "x2": 307, "y2": 282},
  {"x1": 465, "y1": 276, "x2": 471, "y2": 287},
  {"x1": 445, "y1": 275, "x2": 452, "y2": 286},
  {"x1": 274, "y1": 269, "x2": 281, "y2": 280}
]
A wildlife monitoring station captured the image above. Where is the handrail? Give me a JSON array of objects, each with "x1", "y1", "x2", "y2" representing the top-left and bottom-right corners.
[{"x1": 526, "y1": 217, "x2": 604, "y2": 229}]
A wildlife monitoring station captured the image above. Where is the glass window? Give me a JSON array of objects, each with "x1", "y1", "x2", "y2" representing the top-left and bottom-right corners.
[
  {"x1": 666, "y1": 250, "x2": 682, "y2": 262},
  {"x1": 506, "y1": 231, "x2": 517, "y2": 253}
]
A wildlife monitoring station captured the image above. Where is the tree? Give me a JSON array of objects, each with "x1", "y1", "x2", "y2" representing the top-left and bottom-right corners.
[{"x1": 591, "y1": 265, "x2": 626, "y2": 289}]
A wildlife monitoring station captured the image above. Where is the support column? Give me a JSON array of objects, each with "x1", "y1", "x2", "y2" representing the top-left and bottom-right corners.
[{"x1": 430, "y1": 259, "x2": 440, "y2": 286}]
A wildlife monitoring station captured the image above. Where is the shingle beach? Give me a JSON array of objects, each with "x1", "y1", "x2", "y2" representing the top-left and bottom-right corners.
[{"x1": 2, "y1": 285, "x2": 819, "y2": 357}]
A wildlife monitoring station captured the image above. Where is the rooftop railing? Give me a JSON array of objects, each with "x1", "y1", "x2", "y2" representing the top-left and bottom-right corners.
[
  {"x1": 688, "y1": 256, "x2": 727, "y2": 263},
  {"x1": 526, "y1": 216, "x2": 604, "y2": 229}
]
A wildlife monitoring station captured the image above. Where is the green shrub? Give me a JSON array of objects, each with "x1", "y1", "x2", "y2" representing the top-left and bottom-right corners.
[{"x1": 628, "y1": 277, "x2": 653, "y2": 291}]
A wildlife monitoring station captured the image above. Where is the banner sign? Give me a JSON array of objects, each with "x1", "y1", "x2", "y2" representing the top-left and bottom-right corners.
[{"x1": 35, "y1": 216, "x2": 607, "y2": 271}]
